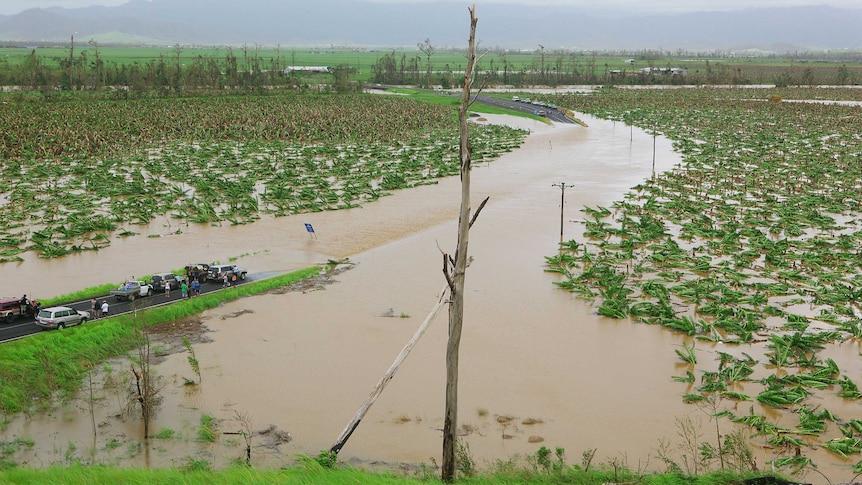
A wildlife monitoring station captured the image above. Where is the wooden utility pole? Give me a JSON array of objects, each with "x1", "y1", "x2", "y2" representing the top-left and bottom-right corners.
[
  {"x1": 552, "y1": 182, "x2": 570, "y2": 243},
  {"x1": 441, "y1": 5, "x2": 479, "y2": 483}
]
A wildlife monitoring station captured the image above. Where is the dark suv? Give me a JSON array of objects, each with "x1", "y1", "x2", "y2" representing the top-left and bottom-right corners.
[{"x1": 150, "y1": 272, "x2": 183, "y2": 291}]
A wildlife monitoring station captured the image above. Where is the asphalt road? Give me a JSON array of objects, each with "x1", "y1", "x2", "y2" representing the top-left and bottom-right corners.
[
  {"x1": 470, "y1": 93, "x2": 576, "y2": 124},
  {"x1": 384, "y1": 85, "x2": 575, "y2": 124},
  {"x1": 0, "y1": 275, "x2": 256, "y2": 343}
]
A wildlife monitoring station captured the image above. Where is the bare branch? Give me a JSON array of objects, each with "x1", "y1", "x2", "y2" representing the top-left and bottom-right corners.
[
  {"x1": 468, "y1": 196, "x2": 490, "y2": 229},
  {"x1": 443, "y1": 253, "x2": 455, "y2": 292}
]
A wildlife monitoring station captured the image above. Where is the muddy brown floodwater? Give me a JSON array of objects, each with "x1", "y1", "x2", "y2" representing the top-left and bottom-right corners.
[{"x1": 5, "y1": 114, "x2": 855, "y2": 484}]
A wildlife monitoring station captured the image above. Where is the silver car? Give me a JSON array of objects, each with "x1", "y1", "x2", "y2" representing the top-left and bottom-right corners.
[{"x1": 35, "y1": 306, "x2": 89, "y2": 330}]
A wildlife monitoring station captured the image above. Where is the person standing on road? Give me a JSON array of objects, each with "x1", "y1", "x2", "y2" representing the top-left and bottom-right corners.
[
  {"x1": 192, "y1": 279, "x2": 201, "y2": 296},
  {"x1": 100, "y1": 300, "x2": 109, "y2": 318},
  {"x1": 181, "y1": 280, "x2": 188, "y2": 299},
  {"x1": 165, "y1": 279, "x2": 171, "y2": 298},
  {"x1": 223, "y1": 274, "x2": 229, "y2": 288},
  {"x1": 91, "y1": 297, "x2": 98, "y2": 319}
]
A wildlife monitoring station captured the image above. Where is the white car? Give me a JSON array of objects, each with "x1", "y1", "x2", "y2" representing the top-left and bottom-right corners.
[
  {"x1": 35, "y1": 306, "x2": 89, "y2": 330},
  {"x1": 208, "y1": 264, "x2": 248, "y2": 282}
]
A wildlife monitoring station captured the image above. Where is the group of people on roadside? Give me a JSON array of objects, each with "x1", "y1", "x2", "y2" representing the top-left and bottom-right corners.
[
  {"x1": 90, "y1": 298, "x2": 110, "y2": 319},
  {"x1": 222, "y1": 272, "x2": 238, "y2": 288},
  {"x1": 166, "y1": 277, "x2": 202, "y2": 299},
  {"x1": 20, "y1": 295, "x2": 41, "y2": 317}
]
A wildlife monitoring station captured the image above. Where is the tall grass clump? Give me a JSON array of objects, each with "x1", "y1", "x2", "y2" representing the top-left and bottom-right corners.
[{"x1": 0, "y1": 459, "x2": 795, "y2": 484}]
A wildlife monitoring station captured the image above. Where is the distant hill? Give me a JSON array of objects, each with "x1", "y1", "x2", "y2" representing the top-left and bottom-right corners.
[{"x1": 1, "y1": 0, "x2": 860, "y2": 52}]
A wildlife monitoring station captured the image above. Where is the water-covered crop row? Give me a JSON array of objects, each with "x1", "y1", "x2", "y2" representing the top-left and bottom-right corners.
[
  {"x1": 0, "y1": 94, "x2": 527, "y2": 261},
  {"x1": 546, "y1": 87, "x2": 862, "y2": 476}
]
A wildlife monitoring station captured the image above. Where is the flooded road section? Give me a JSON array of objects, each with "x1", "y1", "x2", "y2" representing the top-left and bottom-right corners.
[{"x1": 6, "y1": 114, "x2": 853, "y2": 484}]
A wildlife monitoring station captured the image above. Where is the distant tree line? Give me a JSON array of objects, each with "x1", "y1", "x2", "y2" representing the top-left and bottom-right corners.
[
  {"x1": 0, "y1": 42, "x2": 859, "y2": 93},
  {"x1": 0, "y1": 44, "x2": 362, "y2": 95},
  {"x1": 370, "y1": 48, "x2": 861, "y2": 88}
]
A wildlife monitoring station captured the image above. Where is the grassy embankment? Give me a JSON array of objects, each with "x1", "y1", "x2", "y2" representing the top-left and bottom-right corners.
[
  {"x1": 0, "y1": 462, "x2": 782, "y2": 484},
  {"x1": 0, "y1": 266, "x2": 320, "y2": 416}
]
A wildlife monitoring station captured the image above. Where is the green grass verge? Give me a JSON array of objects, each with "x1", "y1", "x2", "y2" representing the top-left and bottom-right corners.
[
  {"x1": 0, "y1": 464, "x2": 789, "y2": 484},
  {"x1": 0, "y1": 266, "x2": 321, "y2": 415}
]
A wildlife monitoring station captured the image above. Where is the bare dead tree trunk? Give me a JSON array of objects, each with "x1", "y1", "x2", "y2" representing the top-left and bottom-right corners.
[
  {"x1": 441, "y1": 5, "x2": 479, "y2": 483},
  {"x1": 131, "y1": 334, "x2": 156, "y2": 439},
  {"x1": 128, "y1": 302, "x2": 161, "y2": 440}
]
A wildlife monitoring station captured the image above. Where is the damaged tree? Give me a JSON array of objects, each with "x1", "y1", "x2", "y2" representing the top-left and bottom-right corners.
[
  {"x1": 441, "y1": 5, "x2": 480, "y2": 483},
  {"x1": 126, "y1": 302, "x2": 163, "y2": 439},
  {"x1": 327, "y1": 7, "x2": 484, "y2": 477}
]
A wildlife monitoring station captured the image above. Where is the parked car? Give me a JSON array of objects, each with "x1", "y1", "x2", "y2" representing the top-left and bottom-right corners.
[
  {"x1": 207, "y1": 264, "x2": 248, "y2": 282},
  {"x1": 109, "y1": 281, "x2": 153, "y2": 301},
  {"x1": 512, "y1": 95, "x2": 520, "y2": 102},
  {"x1": 0, "y1": 296, "x2": 40, "y2": 323},
  {"x1": 35, "y1": 306, "x2": 89, "y2": 330},
  {"x1": 150, "y1": 272, "x2": 183, "y2": 291},
  {"x1": 1, "y1": 297, "x2": 24, "y2": 323},
  {"x1": 185, "y1": 263, "x2": 211, "y2": 282}
]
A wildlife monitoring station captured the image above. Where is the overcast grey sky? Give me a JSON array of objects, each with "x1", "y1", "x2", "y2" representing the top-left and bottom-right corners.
[{"x1": 1, "y1": 0, "x2": 860, "y2": 15}]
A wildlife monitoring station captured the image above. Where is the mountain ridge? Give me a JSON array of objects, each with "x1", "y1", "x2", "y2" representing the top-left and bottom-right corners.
[{"x1": 1, "y1": 1, "x2": 860, "y2": 52}]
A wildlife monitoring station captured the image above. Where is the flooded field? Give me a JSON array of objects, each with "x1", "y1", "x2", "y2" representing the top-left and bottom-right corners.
[{"x1": 5, "y1": 113, "x2": 857, "y2": 484}]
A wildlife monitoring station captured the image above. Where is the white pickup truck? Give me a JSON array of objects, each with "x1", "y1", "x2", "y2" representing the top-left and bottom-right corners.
[{"x1": 109, "y1": 281, "x2": 153, "y2": 301}]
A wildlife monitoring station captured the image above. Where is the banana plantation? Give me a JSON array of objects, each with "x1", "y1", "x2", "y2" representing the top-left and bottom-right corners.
[
  {"x1": 0, "y1": 93, "x2": 527, "y2": 262},
  {"x1": 544, "y1": 87, "x2": 862, "y2": 475}
]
